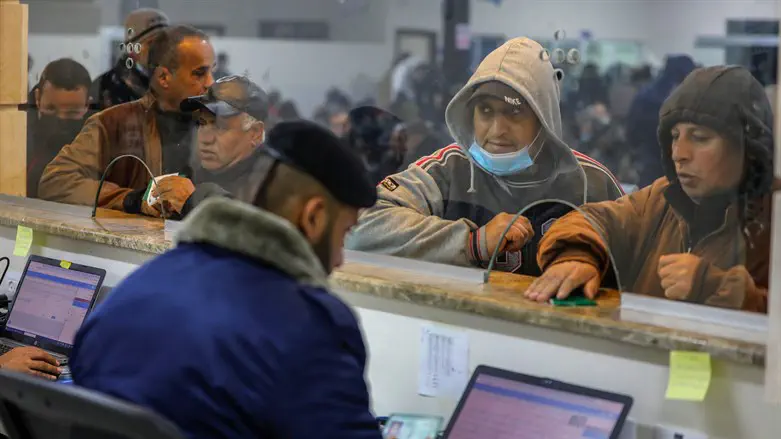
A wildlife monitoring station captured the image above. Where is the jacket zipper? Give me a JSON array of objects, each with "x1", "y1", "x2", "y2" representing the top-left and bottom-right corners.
[{"x1": 682, "y1": 207, "x2": 731, "y2": 254}]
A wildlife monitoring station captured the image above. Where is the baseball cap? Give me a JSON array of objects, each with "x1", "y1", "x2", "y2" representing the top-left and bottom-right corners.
[
  {"x1": 181, "y1": 75, "x2": 270, "y2": 121},
  {"x1": 124, "y1": 8, "x2": 169, "y2": 43},
  {"x1": 467, "y1": 81, "x2": 527, "y2": 108},
  {"x1": 347, "y1": 106, "x2": 404, "y2": 149},
  {"x1": 259, "y1": 120, "x2": 377, "y2": 209}
]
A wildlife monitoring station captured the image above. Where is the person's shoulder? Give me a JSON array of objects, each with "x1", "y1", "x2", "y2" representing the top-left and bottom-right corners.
[
  {"x1": 645, "y1": 177, "x2": 671, "y2": 198},
  {"x1": 412, "y1": 143, "x2": 468, "y2": 172},
  {"x1": 95, "y1": 93, "x2": 149, "y2": 121},
  {"x1": 573, "y1": 150, "x2": 624, "y2": 195}
]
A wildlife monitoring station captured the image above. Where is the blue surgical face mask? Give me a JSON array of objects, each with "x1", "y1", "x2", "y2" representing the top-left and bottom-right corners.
[{"x1": 468, "y1": 130, "x2": 542, "y2": 176}]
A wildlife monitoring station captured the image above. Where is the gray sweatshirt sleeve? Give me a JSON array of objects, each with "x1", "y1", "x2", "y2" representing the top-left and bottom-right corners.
[{"x1": 345, "y1": 165, "x2": 477, "y2": 266}]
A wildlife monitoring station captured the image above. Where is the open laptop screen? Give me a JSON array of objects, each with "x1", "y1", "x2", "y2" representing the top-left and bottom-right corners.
[
  {"x1": 5, "y1": 258, "x2": 103, "y2": 352},
  {"x1": 444, "y1": 366, "x2": 632, "y2": 439}
]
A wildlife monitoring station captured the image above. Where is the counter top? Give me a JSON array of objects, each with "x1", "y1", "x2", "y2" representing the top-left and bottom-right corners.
[{"x1": 0, "y1": 196, "x2": 766, "y2": 366}]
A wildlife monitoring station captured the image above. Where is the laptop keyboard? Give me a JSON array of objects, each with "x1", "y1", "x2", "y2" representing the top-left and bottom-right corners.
[{"x1": 0, "y1": 342, "x2": 67, "y2": 365}]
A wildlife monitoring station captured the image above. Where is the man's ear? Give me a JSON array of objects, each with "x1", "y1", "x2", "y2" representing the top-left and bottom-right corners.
[
  {"x1": 157, "y1": 67, "x2": 171, "y2": 90},
  {"x1": 34, "y1": 87, "x2": 41, "y2": 110},
  {"x1": 298, "y1": 196, "x2": 328, "y2": 244},
  {"x1": 251, "y1": 121, "x2": 265, "y2": 145}
]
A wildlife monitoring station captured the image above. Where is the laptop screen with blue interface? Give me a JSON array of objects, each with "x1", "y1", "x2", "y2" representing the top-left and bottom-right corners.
[
  {"x1": 5, "y1": 261, "x2": 101, "y2": 348},
  {"x1": 447, "y1": 373, "x2": 625, "y2": 439}
]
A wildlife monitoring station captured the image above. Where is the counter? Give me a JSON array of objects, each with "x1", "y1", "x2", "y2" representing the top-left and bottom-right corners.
[
  {"x1": 0, "y1": 195, "x2": 765, "y2": 366},
  {"x1": 0, "y1": 195, "x2": 776, "y2": 438}
]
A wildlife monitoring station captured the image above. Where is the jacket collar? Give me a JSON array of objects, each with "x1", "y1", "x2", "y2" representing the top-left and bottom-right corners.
[
  {"x1": 175, "y1": 197, "x2": 328, "y2": 288},
  {"x1": 139, "y1": 92, "x2": 157, "y2": 111},
  {"x1": 663, "y1": 181, "x2": 737, "y2": 246},
  {"x1": 194, "y1": 147, "x2": 265, "y2": 184},
  {"x1": 663, "y1": 182, "x2": 735, "y2": 222}
]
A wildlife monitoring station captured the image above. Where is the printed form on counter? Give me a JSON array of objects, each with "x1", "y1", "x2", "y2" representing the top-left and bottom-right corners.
[{"x1": 418, "y1": 324, "x2": 469, "y2": 398}]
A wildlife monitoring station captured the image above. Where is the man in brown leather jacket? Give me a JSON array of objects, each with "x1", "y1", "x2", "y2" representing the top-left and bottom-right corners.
[{"x1": 38, "y1": 25, "x2": 216, "y2": 217}]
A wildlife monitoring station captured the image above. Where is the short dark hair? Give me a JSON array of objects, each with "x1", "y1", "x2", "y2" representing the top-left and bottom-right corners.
[
  {"x1": 254, "y1": 163, "x2": 339, "y2": 219},
  {"x1": 147, "y1": 24, "x2": 209, "y2": 72},
  {"x1": 39, "y1": 58, "x2": 91, "y2": 91}
]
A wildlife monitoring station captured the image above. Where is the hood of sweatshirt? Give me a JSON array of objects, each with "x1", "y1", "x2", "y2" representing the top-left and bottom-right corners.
[{"x1": 444, "y1": 37, "x2": 584, "y2": 197}]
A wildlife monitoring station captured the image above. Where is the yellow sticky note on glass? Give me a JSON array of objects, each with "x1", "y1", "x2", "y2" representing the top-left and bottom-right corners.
[
  {"x1": 665, "y1": 351, "x2": 711, "y2": 401},
  {"x1": 13, "y1": 226, "x2": 33, "y2": 257},
  {"x1": 60, "y1": 260, "x2": 71, "y2": 270}
]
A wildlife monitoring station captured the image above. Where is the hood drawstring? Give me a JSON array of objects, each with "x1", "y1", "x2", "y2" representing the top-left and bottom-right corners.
[
  {"x1": 468, "y1": 161, "x2": 476, "y2": 193},
  {"x1": 495, "y1": 176, "x2": 512, "y2": 196}
]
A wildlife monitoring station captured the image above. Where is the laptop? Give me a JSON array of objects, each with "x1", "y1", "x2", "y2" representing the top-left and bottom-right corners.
[
  {"x1": 0, "y1": 255, "x2": 106, "y2": 366},
  {"x1": 442, "y1": 365, "x2": 633, "y2": 439}
]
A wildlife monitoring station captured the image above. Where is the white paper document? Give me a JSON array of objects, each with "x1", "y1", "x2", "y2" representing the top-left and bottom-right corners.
[{"x1": 418, "y1": 324, "x2": 469, "y2": 398}]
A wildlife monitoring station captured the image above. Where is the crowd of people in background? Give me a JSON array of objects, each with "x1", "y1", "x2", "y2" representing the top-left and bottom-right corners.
[{"x1": 27, "y1": 22, "x2": 779, "y2": 196}]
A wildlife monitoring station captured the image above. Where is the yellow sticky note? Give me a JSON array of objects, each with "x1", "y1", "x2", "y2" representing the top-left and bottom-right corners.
[
  {"x1": 60, "y1": 260, "x2": 71, "y2": 270},
  {"x1": 665, "y1": 351, "x2": 711, "y2": 401},
  {"x1": 13, "y1": 226, "x2": 33, "y2": 257}
]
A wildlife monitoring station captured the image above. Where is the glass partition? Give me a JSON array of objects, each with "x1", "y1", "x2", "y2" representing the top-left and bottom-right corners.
[{"x1": 3, "y1": 0, "x2": 778, "y2": 315}]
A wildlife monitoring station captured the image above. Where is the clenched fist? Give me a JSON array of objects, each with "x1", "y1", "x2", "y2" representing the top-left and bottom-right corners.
[
  {"x1": 483, "y1": 213, "x2": 534, "y2": 255},
  {"x1": 658, "y1": 253, "x2": 702, "y2": 301}
]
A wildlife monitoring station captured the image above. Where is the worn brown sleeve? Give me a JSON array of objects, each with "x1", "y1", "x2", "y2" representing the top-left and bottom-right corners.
[
  {"x1": 537, "y1": 184, "x2": 656, "y2": 275},
  {"x1": 697, "y1": 263, "x2": 767, "y2": 313},
  {"x1": 38, "y1": 117, "x2": 131, "y2": 210}
]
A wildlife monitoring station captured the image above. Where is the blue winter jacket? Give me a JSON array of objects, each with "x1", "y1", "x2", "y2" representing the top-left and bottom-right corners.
[{"x1": 70, "y1": 198, "x2": 383, "y2": 439}]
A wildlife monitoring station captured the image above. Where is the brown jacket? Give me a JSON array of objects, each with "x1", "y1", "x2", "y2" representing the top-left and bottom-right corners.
[
  {"x1": 538, "y1": 178, "x2": 769, "y2": 313},
  {"x1": 38, "y1": 94, "x2": 164, "y2": 210}
]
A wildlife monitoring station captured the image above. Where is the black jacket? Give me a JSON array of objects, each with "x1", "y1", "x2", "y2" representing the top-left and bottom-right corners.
[{"x1": 181, "y1": 147, "x2": 273, "y2": 217}]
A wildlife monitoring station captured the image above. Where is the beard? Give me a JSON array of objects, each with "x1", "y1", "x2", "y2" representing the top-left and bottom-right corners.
[
  {"x1": 312, "y1": 233, "x2": 334, "y2": 275},
  {"x1": 303, "y1": 214, "x2": 336, "y2": 274}
]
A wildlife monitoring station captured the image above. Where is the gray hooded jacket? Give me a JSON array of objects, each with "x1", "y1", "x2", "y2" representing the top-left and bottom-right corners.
[{"x1": 346, "y1": 38, "x2": 623, "y2": 272}]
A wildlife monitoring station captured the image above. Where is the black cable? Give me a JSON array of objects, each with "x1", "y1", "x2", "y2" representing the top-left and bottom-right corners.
[
  {"x1": 92, "y1": 154, "x2": 167, "y2": 218},
  {"x1": 0, "y1": 257, "x2": 10, "y2": 317},
  {"x1": 484, "y1": 199, "x2": 623, "y2": 293},
  {"x1": 0, "y1": 257, "x2": 8, "y2": 291}
]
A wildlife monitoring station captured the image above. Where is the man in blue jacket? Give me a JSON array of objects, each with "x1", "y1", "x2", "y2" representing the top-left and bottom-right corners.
[{"x1": 70, "y1": 121, "x2": 383, "y2": 439}]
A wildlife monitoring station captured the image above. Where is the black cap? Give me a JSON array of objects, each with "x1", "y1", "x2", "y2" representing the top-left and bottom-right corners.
[
  {"x1": 181, "y1": 75, "x2": 269, "y2": 121},
  {"x1": 347, "y1": 106, "x2": 403, "y2": 150},
  {"x1": 467, "y1": 81, "x2": 526, "y2": 108},
  {"x1": 262, "y1": 120, "x2": 377, "y2": 208}
]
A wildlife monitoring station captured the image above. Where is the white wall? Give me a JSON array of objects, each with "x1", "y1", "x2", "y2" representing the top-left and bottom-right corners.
[
  {"x1": 349, "y1": 296, "x2": 776, "y2": 439},
  {"x1": 646, "y1": 0, "x2": 780, "y2": 66},
  {"x1": 23, "y1": 0, "x2": 102, "y2": 34},
  {"x1": 386, "y1": 0, "x2": 780, "y2": 64},
  {"x1": 470, "y1": 0, "x2": 654, "y2": 41},
  {"x1": 209, "y1": 39, "x2": 390, "y2": 115},
  {"x1": 25, "y1": 0, "x2": 781, "y2": 116},
  {"x1": 98, "y1": 0, "x2": 388, "y2": 42},
  {"x1": 26, "y1": 34, "x2": 390, "y2": 117},
  {"x1": 27, "y1": 35, "x2": 107, "y2": 85}
]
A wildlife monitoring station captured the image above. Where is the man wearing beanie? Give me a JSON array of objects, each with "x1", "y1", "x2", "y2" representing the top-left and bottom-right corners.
[
  {"x1": 529, "y1": 66, "x2": 774, "y2": 313},
  {"x1": 347, "y1": 37, "x2": 623, "y2": 276},
  {"x1": 91, "y1": 8, "x2": 170, "y2": 110},
  {"x1": 70, "y1": 121, "x2": 384, "y2": 438}
]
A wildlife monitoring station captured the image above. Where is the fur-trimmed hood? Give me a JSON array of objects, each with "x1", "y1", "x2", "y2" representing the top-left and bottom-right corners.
[{"x1": 175, "y1": 197, "x2": 328, "y2": 288}]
